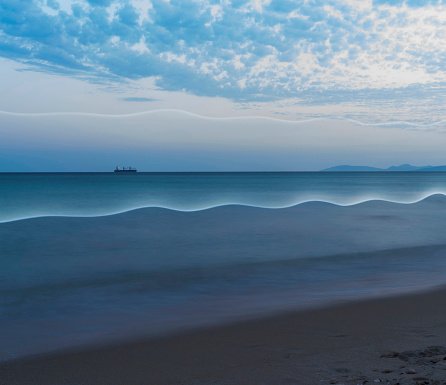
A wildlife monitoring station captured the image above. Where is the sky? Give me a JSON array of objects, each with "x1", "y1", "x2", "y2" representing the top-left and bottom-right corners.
[{"x1": 1, "y1": 0, "x2": 446, "y2": 171}]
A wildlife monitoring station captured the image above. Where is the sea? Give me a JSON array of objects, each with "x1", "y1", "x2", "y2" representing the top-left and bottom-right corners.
[{"x1": 1, "y1": 172, "x2": 446, "y2": 360}]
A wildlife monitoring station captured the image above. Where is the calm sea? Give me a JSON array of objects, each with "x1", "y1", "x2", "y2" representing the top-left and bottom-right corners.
[
  {"x1": 1, "y1": 172, "x2": 446, "y2": 360},
  {"x1": 1, "y1": 172, "x2": 446, "y2": 222}
]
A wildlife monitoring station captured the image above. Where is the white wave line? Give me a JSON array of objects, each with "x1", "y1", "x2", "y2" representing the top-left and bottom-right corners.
[
  {"x1": 339, "y1": 117, "x2": 446, "y2": 128},
  {"x1": 0, "y1": 110, "x2": 445, "y2": 128},
  {"x1": 1, "y1": 192, "x2": 445, "y2": 224},
  {"x1": 0, "y1": 109, "x2": 323, "y2": 121}
]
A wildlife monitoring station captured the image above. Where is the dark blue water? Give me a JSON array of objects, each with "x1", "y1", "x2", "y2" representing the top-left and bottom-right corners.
[
  {"x1": 1, "y1": 173, "x2": 446, "y2": 360},
  {"x1": 1, "y1": 172, "x2": 446, "y2": 222}
]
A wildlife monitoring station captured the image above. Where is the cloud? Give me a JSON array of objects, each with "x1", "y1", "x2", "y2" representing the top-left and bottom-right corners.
[
  {"x1": 120, "y1": 96, "x2": 157, "y2": 102},
  {"x1": 1, "y1": 0, "x2": 446, "y2": 101},
  {"x1": 373, "y1": 0, "x2": 442, "y2": 7}
]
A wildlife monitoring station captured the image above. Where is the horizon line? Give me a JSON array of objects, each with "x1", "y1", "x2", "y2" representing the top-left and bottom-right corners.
[{"x1": 2, "y1": 169, "x2": 446, "y2": 174}]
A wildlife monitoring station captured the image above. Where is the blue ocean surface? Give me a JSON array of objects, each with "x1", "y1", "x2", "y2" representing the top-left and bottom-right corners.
[
  {"x1": 1, "y1": 172, "x2": 446, "y2": 360},
  {"x1": 1, "y1": 172, "x2": 446, "y2": 222}
]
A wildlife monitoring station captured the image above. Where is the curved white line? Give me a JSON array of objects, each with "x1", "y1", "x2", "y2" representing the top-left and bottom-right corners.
[
  {"x1": 0, "y1": 109, "x2": 325, "y2": 121},
  {"x1": 0, "y1": 110, "x2": 445, "y2": 128},
  {"x1": 338, "y1": 117, "x2": 446, "y2": 128},
  {"x1": 1, "y1": 192, "x2": 445, "y2": 224}
]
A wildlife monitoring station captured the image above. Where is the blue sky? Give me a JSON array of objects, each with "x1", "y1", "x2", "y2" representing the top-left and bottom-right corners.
[{"x1": 1, "y1": 0, "x2": 446, "y2": 171}]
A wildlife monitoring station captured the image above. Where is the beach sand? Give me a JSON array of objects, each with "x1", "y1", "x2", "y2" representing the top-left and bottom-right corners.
[{"x1": 1, "y1": 285, "x2": 445, "y2": 385}]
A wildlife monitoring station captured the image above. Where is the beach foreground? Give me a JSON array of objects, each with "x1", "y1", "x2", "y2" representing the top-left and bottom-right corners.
[
  {"x1": 2, "y1": 187, "x2": 446, "y2": 383},
  {"x1": 1, "y1": 286, "x2": 445, "y2": 385}
]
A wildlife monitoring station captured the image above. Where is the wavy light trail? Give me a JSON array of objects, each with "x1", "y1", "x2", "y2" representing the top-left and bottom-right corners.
[
  {"x1": 1, "y1": 192, "x2": 445, "y2": 224},
  {"x1": 1, "y1": 110, "x2": 446, "y2": 128}
]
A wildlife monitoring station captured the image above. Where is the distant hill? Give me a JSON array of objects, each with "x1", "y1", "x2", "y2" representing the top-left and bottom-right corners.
[
  {"x1": 419, "y1": 165, "x2": 446, "y2": 171},
  {"x1": 386, "y1": 164, "x2": 425, "y2": 171},
  {"x1": 320, "y1": 164, "x2": 445, "y2": 172},
  {"x1": 322, "y1": 165, "x2": 383, "y2": 172}
]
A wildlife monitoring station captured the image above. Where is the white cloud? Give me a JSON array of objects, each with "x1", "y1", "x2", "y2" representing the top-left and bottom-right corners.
[
  {"x1": 131, "y1": 0, "x2": 153, "y2": 25},
  {"x1": 2, "y1": 0, "x2": 446, "y2": 102},
  {"x1": 131, "y1": 35, "x2": 150, "y2": 54},
  {"x1": 248, "y1": 0, "x2": 271, "y2": 13}
]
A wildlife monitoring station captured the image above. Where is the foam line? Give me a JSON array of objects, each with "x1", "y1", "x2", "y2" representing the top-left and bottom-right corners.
[
  {"x1": 1, "y1": 192, "x2": 445, "y2": 224},
  {"x1": 0, "y1": 110, "x2": 445, "y2": 128}
]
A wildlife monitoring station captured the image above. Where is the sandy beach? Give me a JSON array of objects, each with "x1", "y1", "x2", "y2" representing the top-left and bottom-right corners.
[{"x1": 1, "y1": 285, "x2": 446, "y2": 385}]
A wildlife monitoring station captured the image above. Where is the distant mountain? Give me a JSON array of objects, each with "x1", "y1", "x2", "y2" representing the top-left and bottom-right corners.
[
  {"x1": 386, "y1": 164, "x2": 425, "y2": 171},
  {"x1": 321, "y1": 164, "x2": 443, "y2": 172},
  {"x1": 321, "y1": 165, "x2": 383, "y2": 172},
  {"x1": 419, "y1": 165, "x2": 446, "y2": 171}
]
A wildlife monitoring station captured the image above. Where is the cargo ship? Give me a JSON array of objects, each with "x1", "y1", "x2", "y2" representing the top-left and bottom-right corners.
[{"x1": 114, "y1": 166, "x2": 137, "y2": 173}]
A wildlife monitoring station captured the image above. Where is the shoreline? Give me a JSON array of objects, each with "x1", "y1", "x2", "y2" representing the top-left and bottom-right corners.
[{"x1": 2, "y1": 285, "x2": 446, "y2": 385}]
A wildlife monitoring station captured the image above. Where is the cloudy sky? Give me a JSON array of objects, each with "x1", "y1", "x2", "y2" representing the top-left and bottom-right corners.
[{"x1": 1, "y1": 0, "x2": 446, "y2": 171}]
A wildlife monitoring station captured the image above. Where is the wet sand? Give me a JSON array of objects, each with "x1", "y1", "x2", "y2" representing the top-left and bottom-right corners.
[{"x1": 1, "y1": 285, "x2": 445, "y2": 385}]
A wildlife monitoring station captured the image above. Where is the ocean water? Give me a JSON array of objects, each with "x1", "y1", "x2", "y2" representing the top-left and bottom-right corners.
[
  {"x1": 1, "y1": 172, "x2": 446, "y2": 222},
  {"x1": 1, "y1": 172, "x2": 446, "y2": 360}
]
